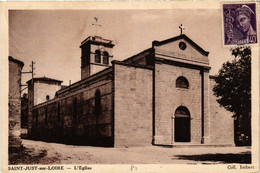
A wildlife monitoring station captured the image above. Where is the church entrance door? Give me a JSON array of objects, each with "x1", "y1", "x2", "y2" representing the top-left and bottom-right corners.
[{"x1": 174, "y1": 106, "x2": 191, "y2": 142}]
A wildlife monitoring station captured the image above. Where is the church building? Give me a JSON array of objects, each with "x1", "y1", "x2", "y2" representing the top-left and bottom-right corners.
[{"x1": 27, "y1": 33, "x2": 234, "y2": 147}]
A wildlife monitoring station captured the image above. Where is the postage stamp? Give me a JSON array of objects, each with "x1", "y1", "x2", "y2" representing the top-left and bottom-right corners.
[
  {"x1": 222, "y1": 3, "x2": 258, "y2": 46},
  {"x1": 1, "y1": 1, "x2": 260, "y2": 173}
]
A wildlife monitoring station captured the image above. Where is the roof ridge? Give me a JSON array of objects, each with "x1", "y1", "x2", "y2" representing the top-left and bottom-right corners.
[
  {"x1": 26, "y1": 76, "x2": 63, "y2": 84},
  {"x1": 152, "y1": 34, "x2": 209, "y2": 56},
  {"x1": 9, "y1": 56, "x2": 24, "y2": 67}
]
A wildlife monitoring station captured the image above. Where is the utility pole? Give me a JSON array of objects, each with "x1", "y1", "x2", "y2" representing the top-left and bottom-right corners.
[{"x1": 21, "y1": 61, "x2": 36, "y2": 92}]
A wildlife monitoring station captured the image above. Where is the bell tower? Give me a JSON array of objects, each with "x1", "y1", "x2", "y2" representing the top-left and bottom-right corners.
[{"x1": 80, "y1": 36, "x2": 114, "y2": 79}]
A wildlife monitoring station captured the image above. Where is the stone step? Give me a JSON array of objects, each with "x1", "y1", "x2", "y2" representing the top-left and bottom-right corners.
[{"x1": 154, "y1": 143, "x2": 235, "y2": 148}]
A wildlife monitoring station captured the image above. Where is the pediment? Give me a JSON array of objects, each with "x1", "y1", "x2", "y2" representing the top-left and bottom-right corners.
[{"x1": 153, "y1": 35, "x2": 209, "y2": 66}]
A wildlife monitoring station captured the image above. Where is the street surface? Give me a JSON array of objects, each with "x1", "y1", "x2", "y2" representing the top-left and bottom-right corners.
[{"x1": 10, "y1": 139, "x2": 251, "y2": 164}]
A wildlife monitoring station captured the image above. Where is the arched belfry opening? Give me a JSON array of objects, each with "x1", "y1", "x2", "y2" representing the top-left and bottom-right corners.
[
  {"x1": 95, "y1": 90, "x2": 101, "y2": 116},
  {"x1": 80, "y1": 36, "x2": 115, "y2": 80},
  {"x1": 73, "y1": 98, "x2": 78, "y2": 123},
  {"x1": 103, "y1": 51, "x2": 109, "y2": 65},
  {"x1": 174, "y1": 106, "x2": 191, "y2": 142},
  {"x1": 95, "y1": 50, "x2": 101, "y2": 63}
]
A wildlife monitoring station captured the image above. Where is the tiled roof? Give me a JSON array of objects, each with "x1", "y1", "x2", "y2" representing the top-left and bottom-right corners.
[{"x1": 26, "y1": 77, "x2": 63, "y2": 84}]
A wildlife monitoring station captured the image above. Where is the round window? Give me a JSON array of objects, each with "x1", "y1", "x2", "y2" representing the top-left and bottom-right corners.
[{"x1": 179, "y1": 42, "x2": 187, "y2": 50}]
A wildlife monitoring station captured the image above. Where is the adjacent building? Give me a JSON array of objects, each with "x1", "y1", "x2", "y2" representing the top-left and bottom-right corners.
[{"x1": 9, "y1": 56, "x2": 24, "y2": 151}]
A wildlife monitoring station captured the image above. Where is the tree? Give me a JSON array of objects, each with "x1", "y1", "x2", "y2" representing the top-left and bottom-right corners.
[{"x1": 213, "y1": 47, "x2": 251, "y2": 145}]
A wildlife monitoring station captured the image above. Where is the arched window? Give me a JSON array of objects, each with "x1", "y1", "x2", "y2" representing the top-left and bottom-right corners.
[
  {"x1": 95, "y1": 50, "x2": 101, "y2": 63},
  {"x1": 95, "y1": 90, "x2": 101, "y2": 116},
  {"x1": 176, "y1": 76, "x2": 189, "y2": 89},
  {"x1": 35, "y1": 110, "x2": 38, "y2": 126},
  {"x1": 46, "y1": 95, "x2": 50, "y2": 100},
  {"x1": 103, "y1": 51, "x2": 109, "y2": 65},
  {"x1": 45, "y1": 107, "x2": 48, "y2": 125},
  {"x1": 57, "y1": 103, "x2": 61, "y2": 122},
  {"x1": 73, "y1": 98, "x2": 78, "y2": 121}
]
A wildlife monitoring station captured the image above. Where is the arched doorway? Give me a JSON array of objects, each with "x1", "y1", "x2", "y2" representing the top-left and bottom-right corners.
[{"x1": 174, "y1": 106, "x2": 191, "y2": 142}]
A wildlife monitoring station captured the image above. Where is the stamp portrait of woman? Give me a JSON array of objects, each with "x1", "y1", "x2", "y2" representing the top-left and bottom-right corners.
[{"x1": 225, "y1": 4, "x2": 257, "y2": 45}]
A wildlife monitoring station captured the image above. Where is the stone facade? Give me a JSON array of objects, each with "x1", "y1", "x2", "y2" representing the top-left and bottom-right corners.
[
  {"x1": 114, "y1": 61, "x2": 153, "y2": 147},
  {"x1": 154, "y1": 62, "x2": 204, "y2": 145},
  {"x1": 9, "y1": 56, "x2": 24, "y2": 151},
  {"x1": 152, "y1": 37, "x2": 211, "y2": 145},
  {"x1": 27, "y1": 34, "x2": 235, "y2": 147}
]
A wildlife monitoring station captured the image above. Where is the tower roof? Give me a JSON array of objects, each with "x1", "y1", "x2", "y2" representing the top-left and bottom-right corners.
[
  {"x1": 80, "y1": 36, "x2": 115, "y2": 48},
  {"x1": 26, "y1": 77, "x2": 63, "y2": 84}
]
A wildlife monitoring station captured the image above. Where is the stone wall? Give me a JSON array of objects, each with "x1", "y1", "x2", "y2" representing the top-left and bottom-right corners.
[
  {"x1": 9, "y1": 57, "x2": 23, "y2": 151},
  {"x1": 90, "y1": 65, "x2": 109, "y2": 78},
  {"x1": 123, "y1": 48, "x2": 154, "y2": 66},
  {"x1": 27, "y1": 83, "x2": 33, "y2": 136},
  {"x1": 30, "y1": 72, "x2": 113, "y2": 146},
  {"x1": 209, "y1": 78, "x2": 234, "y2": 145},
  {"x1": 114, "y1": 62, "x2": 153, "y2": 147},
  {"x1": 27, "y1": 80, "x2": 61, "y2": 136}
]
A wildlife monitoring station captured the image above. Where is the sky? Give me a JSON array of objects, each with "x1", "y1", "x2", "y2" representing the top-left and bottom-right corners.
[{"x1": 9, "y1": 9, "x2": 234, "y2": 89}]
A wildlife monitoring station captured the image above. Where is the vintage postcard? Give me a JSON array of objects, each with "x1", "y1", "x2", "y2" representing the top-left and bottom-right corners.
[{"x1": 1, "y1": 1, "x2": 259, "y2": 173}]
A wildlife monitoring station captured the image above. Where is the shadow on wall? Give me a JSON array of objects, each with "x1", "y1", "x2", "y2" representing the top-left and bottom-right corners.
[{"x1": 175, "y1": 151, "x2": 251, "y2": 164}]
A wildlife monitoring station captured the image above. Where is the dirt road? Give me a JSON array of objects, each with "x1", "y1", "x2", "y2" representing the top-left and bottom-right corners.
[{"x1": 12, "y1": 139, "x2": 251, "y2": 164}]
